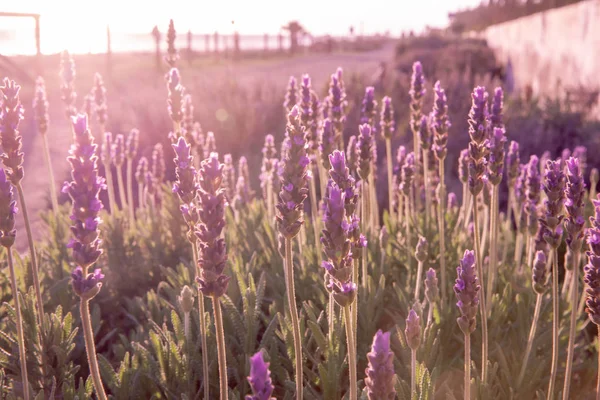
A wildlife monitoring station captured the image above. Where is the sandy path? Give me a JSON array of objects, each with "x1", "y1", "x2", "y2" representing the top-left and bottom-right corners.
[{"x1": 13, "y1": 41, "x2": 396, "y2": 251}]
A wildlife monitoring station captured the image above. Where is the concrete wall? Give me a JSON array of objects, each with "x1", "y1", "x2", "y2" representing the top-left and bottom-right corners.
[{"x1": 483, "y1": 0, "x2": 600, "y2": 103}]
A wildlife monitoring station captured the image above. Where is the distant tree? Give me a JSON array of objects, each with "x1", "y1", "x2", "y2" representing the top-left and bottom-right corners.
[
  {"x1": 282, "y1": 21, "x2": 306, "y2": 55},
  {"x1": 165, "y1": 19, "x2": 178, "y2": 67}
]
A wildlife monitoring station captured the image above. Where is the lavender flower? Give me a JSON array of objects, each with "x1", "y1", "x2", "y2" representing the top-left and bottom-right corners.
[
  {"x1": 455, "y1": 250, "x2": 480, "y2": 335},
  {"x1": 490, "y1": 87, "x2": 504, "y2": 129},
  {"x1": 260, "y1": 135, "x2": 277, "y2": 200},
  {"x1": 238, "y1": 156, "x2": 253, "y2": 199},
  {"x1": 71, "y1": 267, "x2": 104, "y2": 299},
  {"x1": 165, "y1": 19, "x2": 178, "y2": 67},
  {"x1": 204, "y1": 131, "x2": 216, "y2": 158},
  {"x1": 360, "y1": 86, "x2": 377, "y2": 127},
  {"x1": 283, "y1": 76, "x2": 298, "y2": 113},
  {"x1": 532, "y1": 250, "x2": 548, "y2": 294},
  {"x1": 101, "y1": 132, "x2": 114, "y2": 166},
  {"x1": 415, "y1": 236, "x2": 428, "y2": 262},
  {"x1": 448, "y1": 192, "x2": 458, "y2": 209},
  {"x1": 346, "y1": 135, "x2": 359, "y2": 176},
  {"x1": 33, "y1": 77, "x2": 49, "y2": 135},
  {"x1": 327, "y1": 70, "x2": 347, "y2": 144},
  {"x1": 277, "y1": 106, "x2": 309, "y2": 240},
  {"x1": 167, "y1": 68, "x2": 184, "y2": 129},
  {"x1": 400, "y1": 152, "x2": 415, "y2": 196},
  {"x1": 0, "y1": 79, "x2": 25, "y2": 185},
  {"x1": 458, "y1": 149, "x2": 469, "y2": 185},
  {"x1": 425, "y1": 268, "x2": 440, "y2": 304},
  {"x1": 467, "y1": 87, "x2": 489, "y2": 196},
  {"x1": 564, "y1": 157, "x2": 586, "y2": 252},
  {"x1": 0, "y1": 169, "x2": 17, "y2": 248},
  {"x1": 357, "y1": 124, "x2": 373, "y2": 181},
  {"x1": 380, "y1": 96, "x2": 395, "y2": 140},
  {"x1": 573, "y1": 146, "x2": 587, "y2": 176},
  {"x1": 136, "y1": 157, "x2": 149, "y2": 187},
  {"x1": 182, "y1": 94, "x2": 199, "y2": 148},
  {"x1": 365, "y1": 330, "x2": 396, "y2": 400},
  {"x1": 63, "y1": 114, "x2": 105, "y2": 281},
  {"x1": 320, "y1": 118, "x2": 336, "y2": 170},
  {"x1": 172, "y1": 137, "x2": 199, "y2": 222},
  {"x1": 540, "y1": 160, "x2": 565, "y2": 248},
  {"x1": 93, "y1": 73, "x2": 108, "y2": 127},
  {"x1": 246, "y1": 351, "x2": 275, "y2": 400},
  {"x1": 223, "y1": 154, "x2": 236, "y2": 202},
  {"x1": 431, "y1": 81, "x2": 450, "y2": 161},
  {"x1": 506, "y1": 141, "x2": 520, "y2": 186},
  {"x1": 152, "y1": 143, "x2": 166, "y2": 183},
  {"x1": 526, "y1": 155, "x2": 541, "y2": 204},
  {"x1": 233, "y1": 176, "x2": 251, "y2": 211},
  {"x1": 585, "y1": 200, "x2": 600, "y2": 325},
  {"x1": 298, "y1": 75, "x2": 319, "y2": 157},
  {"x1": 126, "y1": 129, "x2": 139, "y2": 160},
  {"x1": 59, "y1": 50, "x2": 77, "y2": 117},
  {"x1": 405, "y1": 309, "x2": 421, "y2": 350},
  {"x1": 195, "y1": 153, "x2": 229, "y2": 297},
  {"x1": 307, "y1": 90, "x2": 321, "y2": 155},
  {"x1": 320, "y1": 182, "x2": 356, "y2": 307},
  {"x1": 487, "y1": 127, "x2": 506, "y2": 186},
  {"x1": 409, "y1": 61, "x2": 426, "y2": 135},
  {"x1": 113, "y1": 134, "x2": 125, "y2": 168},
  {"x1": 418, "y1": 115, "x2": 431, "y2": 152}
]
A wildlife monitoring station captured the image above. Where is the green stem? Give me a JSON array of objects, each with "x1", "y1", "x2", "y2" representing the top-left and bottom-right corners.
[
  {"x1": 422, "y1": 150, "x2": 430, "y2": 230},
  {"x1": 548, "y1": 249, "x2": 559, "y2": 400},
  {"x1": 487, "y1": 185, "x2": 499, "y2": 314},
  {"x1": 473, "y1": 199, "x2": 489, "y2": 383},
  {"x1": 80, "y1": 298, "x2": 107, "y2": 400},
  {"x1": 518, "y1": 293, "x2": 543, "y2": 387},
  {"x1": 411, "y1": 348, "x2": 417, "y2": 398},
  {"x1": 385, "y1": 139, "x2": 394, "y2": 224},
  {"x1": 104, "y1": 160, "x2": 117, "y2": 214},
  {"x1": 464, "y1": 334, "x2": 471, "y2": 400},
  {"x1": 212, "y1": 296, "x2": 228, "y2": 400},
  {"x1": 138, "y1": 182, "x2": 145, "y2": 211},
  {"x1": 7, "y1": 248, "x2": 30, "y2": 400},
  {"x1": 284, "y1": 238, "x2": 303, "y2": 399},
  {"x1": 41, "y1": 133, "x2": 59, "y2": 215},
  {"x1": 343, "y1": 305, "x2": 357, "y2": 400},
  {"x1": 183, "y1": 311, "x2": 190, "y2": 342},
  {"x1": 191, "y1": 242, "x2": 210, "y2": 400},
  {"x1": 266, "y1": 175, "x2": 274, "y2": 223},
  {"x1": 328, "y1": 293, "x2": 334, "y2": 342},
  {"x1": 415, "y1": 261, "x2": 424, "y2": 301},
  {"x1": 16, "y1": 184, "x2": 44, "y2": 330},
  {"x1": 562, "y1": 251, "x2": 580, "y2": 400},
  {"x1": 438, "y1": 162, "x2": 447, "y2": 303},
  {"x1": 362, "y1": 181, "x2": 369, "y2": 287},
  {"x1": 116, "y1": 165, "x2": 128, "y2": 210},
  {"x1": 127, "y1": 159, "x2": 135, "y2": 223}
]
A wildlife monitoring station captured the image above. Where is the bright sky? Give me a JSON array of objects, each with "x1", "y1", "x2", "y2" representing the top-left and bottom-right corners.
[{"x1": 2, "y1": 0, "x2": 482, "y2": 54}]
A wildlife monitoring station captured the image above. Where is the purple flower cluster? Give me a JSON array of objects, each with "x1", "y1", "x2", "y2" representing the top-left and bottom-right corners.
[
  {"x1": 320, "y1": 118, "x2": 336, "y2": 170},
  {"x1": 506, "y1": 141, "x2": 520, "y2": 187},
  {"x1": 380, "y1": 96, "x2": 395, "y2": 140},
  {"x1": 63, "y1": 114, "x2": 105, "y2": 297},
  {"x1": 585, "y1": 196, "x2": 600, "y2": 325},
  {"x1": 93, "y1": 73, "x2": 108, "y2": 127},
  {"x1": 540, "y1": 160, "x2": 565, "y2": 248},
  {"x1": 126, "y1": 129, "x2": 139, "y2": 161},
  {"x1": 487, "y1": 127, "x2": 506, "y2": 186},
  {"x1": 360, "y1": 86, "x2": 378, "y2": 127},
  {"x1": 431, "y1": 81, "x2": 450, "y2": 161},
  {"x1": 195, "y1": 153, "x2": 229, "y2": 298},
  {"x1": 458, "y1": 149, "x2": 469, "y2": 185},
  {"x1": 246, "y1": 351, "x2": 275, "y2": 400},
  {"x1": 71, "y1": 267, "x2": 104, "y2": 300},
  {"x1": 167, "y1": 68, "x2": 184, "y2": 129},
  {"x1": 260, "y1": 135, "x2": 278, "y2": 201},
  {"x1": 0, "y1": 79, "x2": 25, "y2": 186},
  {"x1": 425, "y1": 268, "x2": 440, "y2": 304},
  {"x1": 525, "y1": 156, "x2": 541, "y2": 205},
  {"x1": 400, "y1": 152, "x2": 415, "y2": 197},
  {"x1": 405, "y1": 309, "x2": 421, "y2": 350},
  {"x1": 418, "y1": 115, "x2": 431, "y2": 152},
  {"x1": 346, "y1": 135, "x2": 359, "y2": 176},
  {"x1": 276, "y1": 107, "x2": 309, "y2": 240},
  {"x1": 299, "y1": 75, "x2": 319, "y2": 156},
  {"x1": 532, "y1": 250, "x2": 548, "y2": 294},
  {"x1": 152, "y1": 143, "x2": 166, "y2": 183},
  {"x1": 455, "y1": 250, "x2": 480, "y2": 335},
  {"x1": 357, "y1": 124, "x2": 373, "y2": 181},
  {"x1": 490, "y1": 87, "x2": 504, "y2": 129},
  {"x1": 172, "y1": 137, "x2": 199, "y2": 227},
  {"x1": 0, "y1": 169, "x2": 17, "y2": 248},
  {"x1": 467, "y1": 87, "x2": 489, "y2": 196},
  {"x1": 223, "y1": 154, "x2": 236, "y2": 202},
  {"x1": 409, "y1": 61, "x2": 426, "y2": 135},
  {"x1": 136, "y1": 157, "x2": 149, "y2": 187},
  {"x1": 33, "y1": 77, "x2": 49, "y2": 135},
  {"x1": 365, "y1": 330, "x2": 396, "y2": 400},
  {"x1": 283, "y1": 76, "x2": 298, "y2": 113},
  {"x1": 564, "y1": 157, "x2": 586, "y2": 252},
  {"x1": 327, "y1": 69, "x2": 347, "y2": 144},
  {"x1": 59, "y1": 50, "x2": 77, "y2": 117}
]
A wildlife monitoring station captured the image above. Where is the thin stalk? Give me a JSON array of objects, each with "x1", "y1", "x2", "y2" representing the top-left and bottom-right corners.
[
  {"x1": 463, "y1": 195, "x2": 473, "y2": 230},
  {"x1": 460, "y1": 183, "x2": 468, "y2": 226},
  {"x1": 562, "y1": 251, "x2": 580, "y2": 399},
  {"x1": 328, "y1": 293, "x2": 335, "y2": 341},
  {"x1": 548, "y1": 249, "x2": 559, "y2": 400},
  {"x1": 298, "y1": 228, "x2": 306, "y2": 270},
  {"x1": 415, "y1": 260, "x2": 424, "y2": 301},
  {"x1": 397, "y1": 195, "x2": 404, "y2": 230},
  {"x1": 191, "y1": 243, "x2": 210, "y2": 400},
  {"x1": 362, "y1": 181, "x2": 369, "y2": 287},
  {"x1": 16, "y1": 184, "x2": 44, "y2": 329},
  {"x1": 481, "y1": 205, "x2": 490, "y2": 258},
  {"x1": 427, "y1": 302, "x2": 434, "y2": 326},
  {"x1": 506, "y1": 188, "x2": 514, "y2": 234},
  {"x1": 104, "y1": 162, "x2": 117, "y2": 214},
  {"x1": 266, "y1": 176, "x2": 274, "y2": 223},
  {"x1": 7, "y1": 249, "x2": 30, "y2": 400},
  {"x1": 343, "y1": 305, "x2": 357, "y2": 400},
  {"x1": 464, "y1": 333, "x2": 471, "y2": 400},
  {"x1": 127, "y1": 159, "x2": 135, "y2": 223},
  {"x1": 518, "y1": 293, "x2": 543, "y2": 387},
  {"x1": 562, "y1": 270, "x2": 572, "y2": 299},
  {"x1": 116, "y1": 165, "x2": 128, "y2": 211},
  {"x1": 284, "y1": 239, "x2": 303, "y2": 399},
  {"x1": 183, "y1": 311, "x2": 190, "y2": 342},
  {"x1": 472, "y1": 200, "x2": 489, "y2": 383},
  {"x1": 422, "y1": 151, "x2": 431, "y2": 229},
  {"x1": 411, "y1": 348, "x2": 417, "y2": 398},
  {"x1": 438, "y1": 162, "x2": 448, "y2": 303},
  {"x1": 368, "y1": 175, "x2": 377, "y2": 231},
  {"x1": 138, "y1": 182, "x2": 145, "y2": 210},
  {"x1": 380, "y1": 252, "x2": 386, "y2": 281},
  {"x1": 386, "y1": 139, "x2": 395, "y2": 223},
  {"x1": 487, "y1": 185, "x2": 499, "y2": 314},
  {"x1": 514, "y1": 232, "x2": 523, "y2": 265},
  {"x1": 405, "y1": 193, "x2": 412, "y2": 261},
  {"x1": 317, "y1": 159, "x2": 327, "y2": 200},
  {"x1": 41, "y1": 133, "x2": 59, "y2": 215},
  {"x1": 212, "y1": 296, "x2": 228, "y2": 400},
  {"x1": 80, "y1": 298, "x2": 108, "y2": 400},
  {"x1": 526, "y1": 237, "x2": 533, "y2": 272}
]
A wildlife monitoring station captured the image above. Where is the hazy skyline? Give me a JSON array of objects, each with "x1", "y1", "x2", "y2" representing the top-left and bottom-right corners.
[{"x1": 2, "y1": 0, "x2": 481, "y2": 54}]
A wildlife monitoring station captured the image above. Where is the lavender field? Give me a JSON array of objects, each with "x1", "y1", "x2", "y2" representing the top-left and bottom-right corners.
[{"x1": 2, "y1": 22, "x2": 600, "y2": 400}]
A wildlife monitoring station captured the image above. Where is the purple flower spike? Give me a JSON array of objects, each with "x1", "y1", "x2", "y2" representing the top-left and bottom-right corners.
[
  {"x1": 467, "y1": 86, "x2": 489, "y2": 196},
  {"x1": 152, "y1": 143, "x2": 166, "y2": 183},
  {"x1": 195, "y1": 153, "x2": 230, "y2": 298},
  {"x1": 455, "y1": 250, "x2": 480, "y2": 335},
  {"x1": 418, "y1": 115, "x2": 431, "y2": 151},
  {"x1": 172, "y1": 137, "x2": 198, "y2": 207},
  {"x1": 540, "y1": 160, "x2": 565, "y2": 248},
  {"x1": 246, "y1": 351, "x2": 275, "y2": 400},
  {"x1": 33, "y1": 77, "x2": 49, "y2": 135},
  {"x1": 64, "y1": 114, "x2": 105, "y2": 297},
  {"x1": 425, "y1": 268, "x2": 440, "y2": 304},
  {"x1": 93, "y1": 73, "x2": 108, "y2": 127},
  {"x1": 113, "y1": 134, "x2": 125, "y2": 168},
  {"x1": 327, "y1": 70, "x2": 347, "y2": 144},
  {"x1": 283, "y1": 76, "x2": 298, "y2": 113},
  {"x1": 360, "y1": 86, "x2": 378, "y2": 128},
  {"x1": 573, "y1": 146, "x2": 587, "y2": 176},
  {"x1": 357, "y1": 124, "x2": 373, "y2": 181},
  {"x1": 526, "y1": 155, "x2": 541, "y2": 204},
  {"x1": 405, "y1": 309, "x2": 421, "y2": 350},
  {"x1": 490, "y1": 87, "x2": 504, "y2": 129},
  {"x1": 409, "y1": 61, "x2": 426, "y2": 136},
  {"x1": 365, "y1": 330, "x2": 396, "y2": 400},
  {"x1": 277, "y1": 106, "x2": 309, "y2": 240},
  {"x1": 400, "y1": 152, "x2": 415, "y2": 196},
  {"x1": 59, "y1": 51, "x2": 77, "y2": 118},
  {"x1": 298, "y1": 74, "x2": 319, "y2": 157},
  {"x1": 126, "y1": 129, "x2": 139, "y2": 160},
  {"x1": 448, "y1": 192, "x2": 458, "y2": 209},
  {"x1": 564, "y1": 157, "x2": 586, "y2": 252},
  {"x1": 506, "y1": 141, "x2": 520, "y2": 186},
  {"x1": 380, "y1": 96, "x2": 395, "y2": 140},
  {"x1": 532, "y1": 250, "x2": 548, "y2": 294},
  {"x1": 167, "y1": 67, "x2": 184, "y2": 129},
  {"x1": 0, "y1": 78, "x2": 25, "y2": 185},
  {"x1": 0, "y1": 168, "x2": 17, "y2": 248},
  {"x1": 320, "y1": 119, "x2": 336, "y2": 170},
  {"x1": 431, "y1": 81, "x2": 451, "y2": 161}
]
